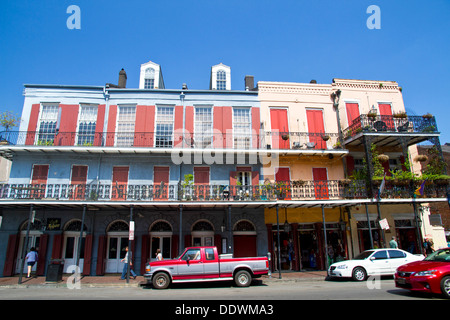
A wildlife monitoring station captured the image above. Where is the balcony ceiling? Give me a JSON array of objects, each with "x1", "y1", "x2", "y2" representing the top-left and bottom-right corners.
[{"x1": 344, "y1": 132, "x2": 440, "y2": 149}]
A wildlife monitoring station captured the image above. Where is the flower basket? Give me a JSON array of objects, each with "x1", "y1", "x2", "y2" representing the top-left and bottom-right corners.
[
  {"x1": 393, "y1": 112, "x2": 407, "y2": 119},
  {"x1": 377, "y1": 154, "x2": 389, "y2": 163},
  {"x1": 281, "y1": 134, "x2": 289, "y2": 141},
  {"x1": 322, "y1": 135, "x2": 330, "y2": 141},
  {"x1": 422, "y1": 113, "x2": 433, "y2": 119},
  {"x1": 414, "y1": 155, "x2": 428, "y2": 162}
]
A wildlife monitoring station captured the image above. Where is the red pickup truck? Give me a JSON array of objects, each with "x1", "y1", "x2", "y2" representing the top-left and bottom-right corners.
[{"x1": 144, "y1": 246, "x2": 269, "y2": 289}]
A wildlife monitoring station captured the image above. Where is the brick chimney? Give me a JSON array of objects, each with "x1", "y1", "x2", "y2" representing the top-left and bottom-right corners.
[{"x1": 118, "y1": 68, "x2": 127, "y2": 88}]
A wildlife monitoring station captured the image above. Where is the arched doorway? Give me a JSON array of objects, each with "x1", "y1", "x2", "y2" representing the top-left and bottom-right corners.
[
  {"x1": 105, "y1": 220, "x2": 129, "y2": 273},
  {"x1": 15, "y1": 220, "x2": 44, "y2": 274},
  {"x1": 191, "y1": 220, "x2": 214, "y2": 247},
  {"x1": 149, "y1": 220, "x2": 173, "y2": 261},
  {"x1": 62, "y1": 220, "x2": 87, "y2": 273},
  {"x1": 233, "y1": 220, "x2": 257, "y2": 258}
]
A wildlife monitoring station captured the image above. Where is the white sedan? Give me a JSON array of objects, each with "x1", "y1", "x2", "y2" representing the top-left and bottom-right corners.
[{"x1": 328, "y1": 248, "x2": 424, "y2": 281}]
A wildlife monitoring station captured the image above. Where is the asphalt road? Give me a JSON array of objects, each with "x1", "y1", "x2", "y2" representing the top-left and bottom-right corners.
[{"x1": 0, "y1": 278, "x2": 445, "y2": 301}]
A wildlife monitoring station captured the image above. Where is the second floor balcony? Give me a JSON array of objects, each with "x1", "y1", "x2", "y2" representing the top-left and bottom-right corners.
[{"x1": 1, "y1": 179, "x2": 447, "y2": 204}]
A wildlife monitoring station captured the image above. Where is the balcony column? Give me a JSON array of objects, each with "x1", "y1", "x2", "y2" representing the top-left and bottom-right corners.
[
  {"x1": 179, "y1": 205, "x2": 183, "y2": 256},
  {"x1": 228, "y1": 205, "x2": 233, "y2": 254},
  {"x1": 321, "y1": 204, "x2": 329, "y2": 270},
  {"x1": 275, "y1": 204, "x2": 281, "y2": 279},
  {"x1": 363, "y1": 135, "x2": 375, "y2": 198},
  {"x1": 76, "y1": 204, "x2": 87, "y2": 279}
]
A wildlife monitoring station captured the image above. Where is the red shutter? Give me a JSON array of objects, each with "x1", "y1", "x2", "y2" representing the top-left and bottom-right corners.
[
  {"x1": 55, "y1": 104, "x2": 79, "y2": 146},
  {"x1": 184, "y1": 235, "x2": 191, "y2": 248},
  {"x1": 31, "y1": 165, "x2": 49, "y2": 198},
  {"x1": 105, "y1": 105, "x2": 117, "y2": 146},
  {"x1": 346, "y1": 156, "x2": 355, "y2": 176},
  {"x1": 345, "y1": 103, "x2": 360, "y2": 127},
  {"x1": 140, "y1": 235, "x2": 150, "y2": 274},
  {"x1": 36, "y1": 234, "x2": 48, "y2": 276},
  {"x1": 251, "y1": 107, "x2": 260, "y2": 149},
  {"x1": 270, "y1": 109, "x2": 289, "y2": 149},
  {"x1": 71, "y1": 165, "x2": 88, "y2": 200},
  {"x1": 379, "y1": 103, "x2": 394, "y2": 130},
  {"x1": 26, "y1": 104, "x2": 41, "y2": 145},
  {"x1": 3, "y1": 234, "x2": 19, "y2": 276},
  {"x1": 96, "y1": 235, "x2": 107, "y2": 275},
  {"x1": 171, "y1": 235, "x2": 179, "y2": 258},
  {"x1": 52, "y1": 234, "x2": 63, "y2": 259},
  {"x1": 94, "y1": 104, "x2": 106, "y2": 147},
  {"x1": 214, "y1": 234, "x2": 222, "y2": 255},
  {"x1": 275, "y1": 168, "x2": 291, "y2": 199},
  {"x1": 306, "y1": 109, "x2": 326, "y2": 149},
  {"x1": 112, "y1": 166, "x2": 129, "y2": 200},
  {"x1": 154, "y1": 166, "x2": 169, "y2": 200},
  {"x1": 82, "y1": 234, "x2": 93, "y2": 276},
  {"x1": 313, "y1": 168, "x2": 329, "y2": 200}
]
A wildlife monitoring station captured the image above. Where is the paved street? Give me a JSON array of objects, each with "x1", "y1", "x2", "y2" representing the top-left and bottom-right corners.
[{"x1": 0, "y1": 278, "x2": 445, "y2": 301}]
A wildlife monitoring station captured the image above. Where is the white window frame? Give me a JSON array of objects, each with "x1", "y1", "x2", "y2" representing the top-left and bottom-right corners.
[
  {"x1": 155, "y1": 105, "x2": 174, "y2": 148},
  {"x1": 115, "y1": 105, "x2": 136, "y2": 147}
]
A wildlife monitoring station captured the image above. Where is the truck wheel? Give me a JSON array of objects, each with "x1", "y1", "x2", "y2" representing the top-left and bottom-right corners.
[
  {"x1": 152, "y1": 272, "x2": 170, "y2": 289},
  {"x1": 234, "y1": 270, "x2": 252, "y2": 287}
]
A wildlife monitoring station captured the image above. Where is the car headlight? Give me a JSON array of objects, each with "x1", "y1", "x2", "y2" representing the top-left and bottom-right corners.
[
  {"x1": 336, "y1": 265, "x2": 348, "y2": 269},
  {"x1": 413, "y1": 270, "x2": 437, "y2": 276}
]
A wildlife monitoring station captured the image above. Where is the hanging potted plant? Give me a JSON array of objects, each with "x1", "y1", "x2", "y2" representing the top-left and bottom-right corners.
[
  {"x1": 422, "y1": 113, "x2": 433, "y2": 119},
  {"x1": 377, "y1": 154, "x2": 389, "y2": 163},
  {"x1": 322, "y1": 135, "x2": 330, "y2": 141},
  {"x1": 281, "y1": 134, "x2": 289, "y2": 141},
  {"x1": 393, "y1": 111, "x2": 407, "y2": 119},
  {"x1": 414, "y1": 155, "x2": 428, "y2": 163}
]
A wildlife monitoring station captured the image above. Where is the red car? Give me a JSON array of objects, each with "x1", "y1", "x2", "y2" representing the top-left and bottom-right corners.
[{"x1": 395, "y1": 248, "x2": 450, "y2": 299}]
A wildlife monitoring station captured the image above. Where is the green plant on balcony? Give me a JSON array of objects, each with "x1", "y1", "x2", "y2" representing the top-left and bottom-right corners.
[
  {"x1": 393, "y1": 111, "x2": 407, "y2": 119},
  {"x1": 333, "y1": 141, "x2": 342, "y2": 149},
  {"x1": 181, "y1": 174, "x2": 193, "y2": 200},
  {"x1": 292, "y1": 179, "x2": 305, "y2": 187},
  {"x1": 37, "y1": 139, "x2": 54, "y2": 146}
]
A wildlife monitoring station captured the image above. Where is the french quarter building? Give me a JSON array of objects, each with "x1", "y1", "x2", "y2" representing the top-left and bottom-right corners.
[{"x1": 0, "y1": 61, "x2": 447, "y2": 277}]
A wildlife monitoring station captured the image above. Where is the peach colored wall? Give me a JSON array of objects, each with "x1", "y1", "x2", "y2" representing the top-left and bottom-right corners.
[{"x1": 258, "y1": 81, "x2": 337, "y2": 135}]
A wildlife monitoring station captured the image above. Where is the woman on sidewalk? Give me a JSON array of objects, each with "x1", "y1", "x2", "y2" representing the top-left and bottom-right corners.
[{"x1": 25, "y1": 247, "x2": 38, "y2": 278}]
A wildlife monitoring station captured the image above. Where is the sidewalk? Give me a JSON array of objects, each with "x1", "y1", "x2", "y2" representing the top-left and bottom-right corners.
[{"x1": 0, "y1": 271, "x2": 327, "y2": 288}]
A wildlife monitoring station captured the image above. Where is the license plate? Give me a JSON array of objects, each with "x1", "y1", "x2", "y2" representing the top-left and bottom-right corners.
[{"x1": 397, "y1": 278, "x2": 406, "y2": 284}]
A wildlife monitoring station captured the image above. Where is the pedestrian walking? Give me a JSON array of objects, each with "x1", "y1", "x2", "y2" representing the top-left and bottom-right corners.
[
  {"x1": 25, "y1": 247, "x2": 38, "y2": 278},
  {"x1": 155, "y1": 249, "x2": 163, "y2": 261},
  {"x1": 389, "y1": 236, "x2": 398, "y2": 249},
  {"x1": 120, "y1": 246, "x2": 137, "y2": 280}
]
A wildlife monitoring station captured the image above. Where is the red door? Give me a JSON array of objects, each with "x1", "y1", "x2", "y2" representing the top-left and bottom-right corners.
[
  {"x1": 379, "y1": 103, "x2": 394, "y2": 130},
  {"x1": 312, "y1": 168, "x2": 329, "y2": 200},
  {"x1": 233, "y1": 235, "x2": 257, "y2": 258},
  {"x1": 31, "y1": 165, "x2": 49, "y2": 198},
  {"x1": 112, "y1": 166, "x2": 129, "y2": 200},
  {"x1": 154, "y1": 166, "x2": 169, "y2": 200},
  {"x1": 70, "y1": 165, "x2": 88, "y2": 200},
  {"x1": 270, "y1": 109, "x2": 289, "y2": 149},
  {"x1": 306, "y1": 109, "x2": 326, "y2": 149},
  {"x1": 345, "y1": 103, "x2": 361, "y2": 128},
  {"x1": 275, "y1": 167, "x2": 291, "y2": 199},
  {"x1": 194, "y1": 167, "x2": 210, "y2": 200}
]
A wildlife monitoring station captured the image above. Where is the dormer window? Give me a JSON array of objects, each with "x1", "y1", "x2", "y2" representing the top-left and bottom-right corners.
[
  {"x1": 210, "y1": 63, "x2": 231, "y2": 90},
  {"x1": 144, "y1": 67, "x2": 155, "y2": 89},
  {"x1": 216, "y1": 70, "x2": 227, "y2": 90}
]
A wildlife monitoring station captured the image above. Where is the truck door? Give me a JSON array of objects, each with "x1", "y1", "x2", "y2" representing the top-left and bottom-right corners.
[
  {"x1": 203, "y1": 248, "x2": 220, "y2": 278},
  {"x1": 177, "y1": 248, "x2": 204, "y2": 279}
]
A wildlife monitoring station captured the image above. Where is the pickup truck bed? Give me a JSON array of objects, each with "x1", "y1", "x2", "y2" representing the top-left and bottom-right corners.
[{"x1": 144, "y1": 246, "x2": 269, "y2": 289}]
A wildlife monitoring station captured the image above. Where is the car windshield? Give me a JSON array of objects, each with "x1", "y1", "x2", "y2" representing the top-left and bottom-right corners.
[
  {"x1": 353, "y1": 250, "x2": 374, "y2": 260},
  {"x1": 424, "y1": 249, "x2": 450, "y2": 262}
]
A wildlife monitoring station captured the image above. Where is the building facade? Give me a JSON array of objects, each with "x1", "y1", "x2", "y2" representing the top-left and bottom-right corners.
[{"x1": 0, "y1": 62, "x2": 448, "y2": 278}]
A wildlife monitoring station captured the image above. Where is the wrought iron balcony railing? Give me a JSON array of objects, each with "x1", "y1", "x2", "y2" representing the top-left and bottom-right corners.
[
  {"x1": 0, "y1": 131, "x2": 343, "y2": 151},
  {"x1": 0, "y1": 180, "x2": 363, "y2": 202},
  {"x1": 342, "y1": 115, "x2": 438, "y2": 139},
  {"x1": 1, "y1": 179, "x2": 446, "y2": 203}
]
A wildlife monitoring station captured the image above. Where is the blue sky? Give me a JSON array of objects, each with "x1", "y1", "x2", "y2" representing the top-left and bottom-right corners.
[{"x1": 1, "y1": 0, "x2": 449, "y2": 142}]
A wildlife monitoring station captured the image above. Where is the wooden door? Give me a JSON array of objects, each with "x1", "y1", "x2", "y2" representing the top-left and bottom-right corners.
[
  {"x1": 379, "y1": 103, "x2": 394, "y2": 130},
  {"x1": 112, "y1": 166, "x2": 129, "y2": 200},
  {"x1": 154, "y1": 166, "x2": 169, "y2": 200},
  {"x1": 31, "y1": 165, "x2": 49, "y2": 198},
  {"x1": 312, "y1": 168, "x2": 329, "y2": 199},
  {"x1": 70, "y1": 165, "x2": 88, "y2": 200}
]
